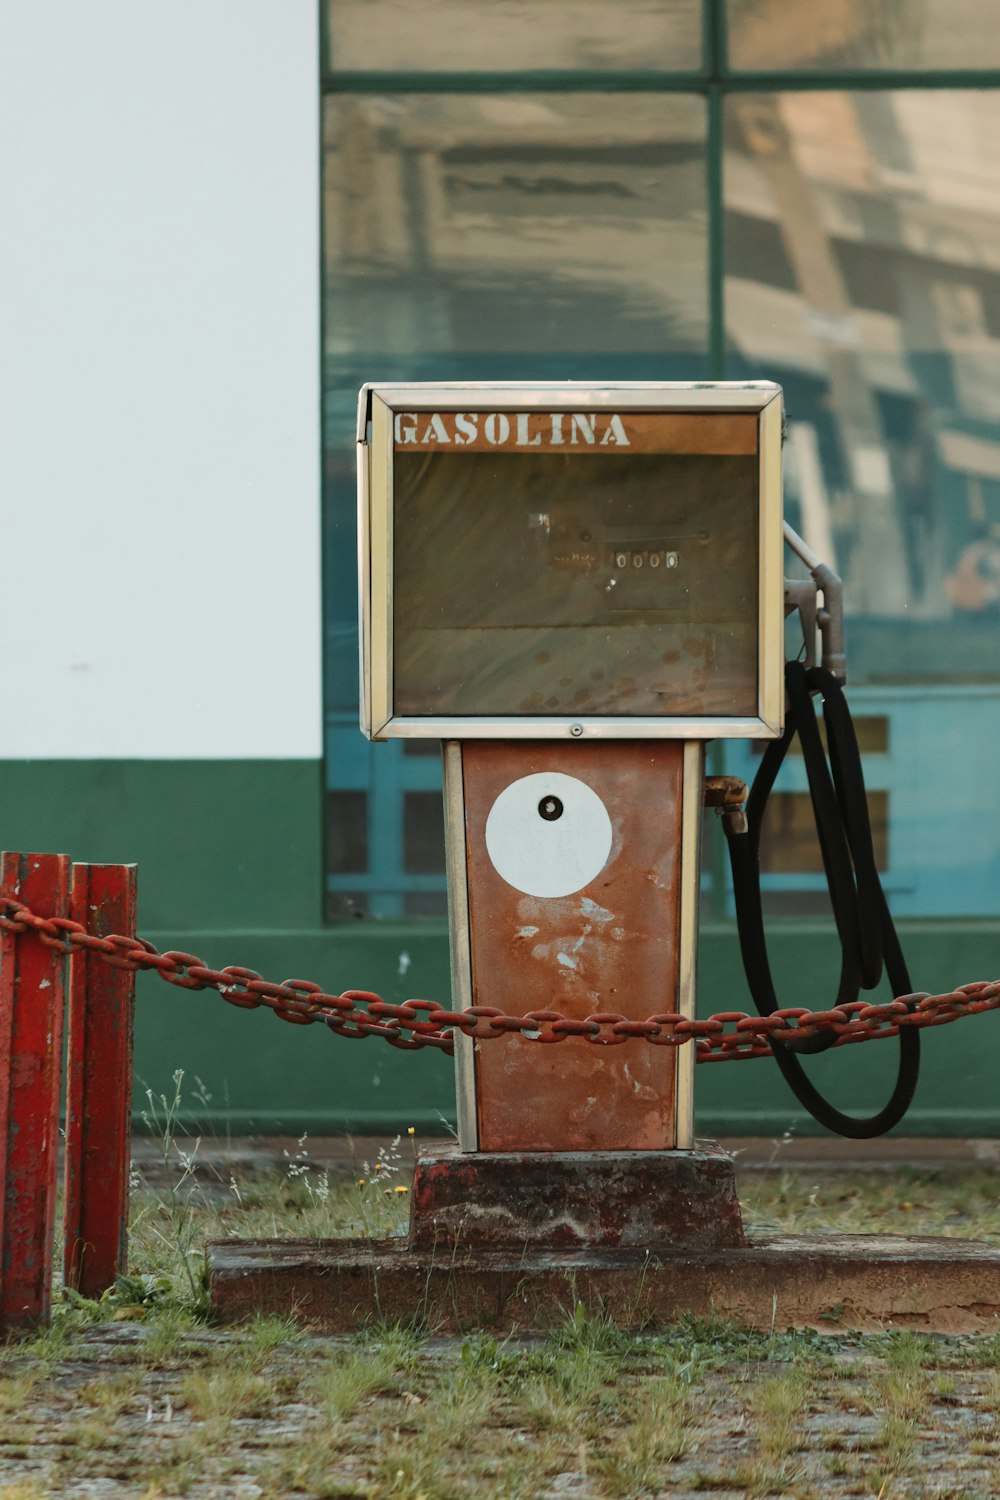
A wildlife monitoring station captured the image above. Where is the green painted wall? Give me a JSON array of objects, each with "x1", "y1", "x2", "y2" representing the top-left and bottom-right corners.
[
  {"x1": 0, "y1": 760, "x2": 995, "y2": 1137},
  {"x1": 0, "y1": 760, "x2": 324, "y2": 929}
]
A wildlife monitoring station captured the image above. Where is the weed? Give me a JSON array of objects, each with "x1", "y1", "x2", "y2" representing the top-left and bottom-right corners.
[
  {"x1": 423, "y1": 1366, "x2": 493, "y2": 1430},
  {"x1": 514, "y1": 1375, "x2": 585, "y2": 1433},
  {"x1": 860, "y1": 1327, "x2": 931, "y2": 1487},
  {"x1": 11, "y1": 1309, "x2": 85, "y2": 1368},
  {"x1": 54, "y1": 1285, "x2": 110, "y2": 1329},
  {"x1": 749, "y1": 1365, "x2": 809, "y2": 1463},
  {"x1": 178, "y1": 1366, "x2": 275, "y2": 1422},
  {"x1": 237, "y1": 1310, "x2": 308, "y2": 1368},
  {"x1": 374, "y1": 1439, "x2": 437, "y2": 1500},
  {"x1": 132, "y1": 1436, "x2": 203, "y2": 1498},
  {"x1": 976, "y1": 1331, "x2": 1000, "y2": 1368},
  {"x1": 0, "y1": 1374, "x2": 39, "y2": 1415},
  {"x1": 131, "y1": 1070, "x2": 211, "y2": 1313},
  {"x1": 77, "y1": 1369, "x2": 144, "y2": 1416},
  {"x1": 139, "y1": 1305, "x2": 204, "y2": 1365},
  {"x1": 690, "y1": 1459, "x2": 798, "y2": 1496},
  {"x1": 669, "y1": 1308, "x2": 836, "y2": 1370},
  {"x1": 106, "y1": 1271, "x2": 177, "y2": 1316},
  {"x1": 880, "y1": 1328, "x2": 938, "y2": 1375},
  {"x1": 596, "y1": 1372, "x2": 696, "y2": 1492},
  {"x1": 458, "y1": 1333, "x2": 523, "y2": 1379},
  {"x1": 359, "y1": 1321, "x2": 426, "y2": 1371},
  {"x1": 312, "y1": 1346, "x2": 401, "y2": 1420},
  {"x1": 345, "y1": 1134, "x2": 414, "y2": 1240},
  {"x1": 0, "y1": 1420, "x2": 38, "y2": 1453},
  {"x1": 59, "y1": 1417, "x2": 123, "y2": 1452},
  {"x1": 551, "y1": 1297, "x2": 630, "y2": 1356}
]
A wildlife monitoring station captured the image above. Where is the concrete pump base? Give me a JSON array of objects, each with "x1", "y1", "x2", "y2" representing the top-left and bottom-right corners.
[
  {"x1": 208, "y1": 1234, "x2": 1000, "y2": 1336},
  {"x1": 407, "y1": 1145, "x2": 746, "y2": 1251},
  {"x1": 208, "y1": 1147, "x2": 1000, "y2": 1333}
]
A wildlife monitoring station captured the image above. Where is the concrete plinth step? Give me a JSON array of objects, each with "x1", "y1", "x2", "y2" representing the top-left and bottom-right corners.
[{"x1": 208, "y1": 1234, "x2": 1000, "y2": 1336}]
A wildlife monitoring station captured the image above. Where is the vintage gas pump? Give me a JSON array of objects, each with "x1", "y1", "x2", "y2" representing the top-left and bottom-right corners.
[
  {"x1": 358, "y1": 380, "x2": 783, "y2": 1198},
  {"x1": 202, "y1": 375, "x2": 987, "y2": 1328},
  {"x1": 205, "y1": 376, "x2": 975, "y2": 1330}
]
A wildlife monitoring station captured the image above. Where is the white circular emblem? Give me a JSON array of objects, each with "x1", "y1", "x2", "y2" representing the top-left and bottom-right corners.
[{"x1": 484, "y1": 772, "x2": 613, "y2": 899}]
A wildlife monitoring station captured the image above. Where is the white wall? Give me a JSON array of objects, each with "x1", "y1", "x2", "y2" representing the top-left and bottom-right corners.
[{"x1": 0, "y1": 1, "x2": 321, "y2": 758}]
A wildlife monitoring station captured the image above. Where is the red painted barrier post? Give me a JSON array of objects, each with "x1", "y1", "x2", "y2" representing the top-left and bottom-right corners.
[
  {"x1": 64, "y1": 863, "x2": 137, "y2": 1298},
  {"x1": 0, "y1": 852, "x2": 71, "y2": 1328}
]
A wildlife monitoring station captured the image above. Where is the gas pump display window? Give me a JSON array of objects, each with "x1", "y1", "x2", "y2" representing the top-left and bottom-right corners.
[
  {"x1": 394, "y1": 445, "x2": 757, "y2": 718},
  {"x1": 360, "y1": 384, "x2": 783, "y2": 739}
]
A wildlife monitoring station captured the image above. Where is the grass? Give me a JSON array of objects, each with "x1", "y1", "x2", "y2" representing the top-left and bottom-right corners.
[
  {"x1": 7, "y1": 1127, "x2": 1000, "y2": 1496},
  {"x1": 311, "y1": 1345, "x2": 404, "y2": 1419},
  {"x1": 8, "y1": 1303, "x2": 1000, "y2": 1499},
  {"x1": 750, "y1": 1363, "x2": 809, "y2": 1463},
  {"x1": 741, "y1": 1165, "x2": 1000, "y2": 1242}
]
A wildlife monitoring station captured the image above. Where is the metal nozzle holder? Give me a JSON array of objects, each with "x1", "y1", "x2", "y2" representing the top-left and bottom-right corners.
[{"x1": 783, "y1": 520, "x2": 846, "y2": 685}]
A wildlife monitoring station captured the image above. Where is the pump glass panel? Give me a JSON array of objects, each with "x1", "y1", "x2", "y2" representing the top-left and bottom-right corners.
[{"x1": 391, "y1": 410, "x2": 760, "y2": 719}]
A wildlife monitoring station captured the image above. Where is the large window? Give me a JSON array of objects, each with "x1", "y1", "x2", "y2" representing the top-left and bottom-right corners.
[{"x1": 323, "y1": 0, "x2": 1000, "y2": 919}]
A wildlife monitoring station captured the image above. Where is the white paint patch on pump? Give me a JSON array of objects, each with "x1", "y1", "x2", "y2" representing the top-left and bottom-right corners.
[{"x1": 484, "y1": 772, "x2": 613, "y2": 899}]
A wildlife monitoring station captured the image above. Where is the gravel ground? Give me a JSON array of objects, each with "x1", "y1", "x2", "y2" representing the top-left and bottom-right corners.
[
  {"x1": 4, "y1": 1145, "x2": 1000, "y2": 1498},
  {"x1": 4, "y1": 1316, "x2": 1000, "y2": 1498}
]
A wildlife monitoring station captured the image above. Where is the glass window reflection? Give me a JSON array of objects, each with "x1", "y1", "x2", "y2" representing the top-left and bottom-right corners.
[
  {"x1": 326, "y1": 0, "x2": 703, "y2": 74},
  {"x1": 724, "y1": 88, "x2": 1000, "y2": 913},
  {"x1": 324, "y1": 91, "x2": 708, "y2": 915},
  {"x1": 726, "y1": 90, "x2": 1000, "y2": 670},
  {"x1": 727, "y1": 0, "x2": 1000, "y2": 73},
  {"x1": 323, "y1": 93, "x2": 708, "y2": 369}
]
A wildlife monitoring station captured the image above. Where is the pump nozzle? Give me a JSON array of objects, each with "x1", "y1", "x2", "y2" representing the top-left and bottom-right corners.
[{"x1": 783, "y1": 521, "x2": 846, "y2": 685}]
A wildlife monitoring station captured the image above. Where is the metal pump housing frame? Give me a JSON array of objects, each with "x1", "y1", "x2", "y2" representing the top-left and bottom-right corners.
[{"x1": 358, "y1": 380, "x2": 786, "y2": 742}]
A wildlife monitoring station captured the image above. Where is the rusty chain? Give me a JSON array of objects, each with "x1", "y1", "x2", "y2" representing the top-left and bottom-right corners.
[{"x1": 1, "y1": 895, "x2": 998, "y2": 1063}]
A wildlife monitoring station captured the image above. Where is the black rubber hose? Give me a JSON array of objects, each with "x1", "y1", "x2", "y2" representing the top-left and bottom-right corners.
[{"x1": 724, "y1": 661, "x2": 920, "y2": 1138}]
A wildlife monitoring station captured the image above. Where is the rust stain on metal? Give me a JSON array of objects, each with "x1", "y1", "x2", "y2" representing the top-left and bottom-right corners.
[
  {"x1": 703, "y1": 775, "x2": 748, "y2": 808},
  {"x1": 462, "y1": 740, "x2": 685, "y2": 1152}
]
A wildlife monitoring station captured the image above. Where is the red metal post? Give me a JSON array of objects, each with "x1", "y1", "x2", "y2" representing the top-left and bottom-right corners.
[
  {"x1": 0, "y1": 851, "x2": 71, "y2": 1328},
  {"x1": 64, "y1": 863, "x2": 137, "y2": 1298}
]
